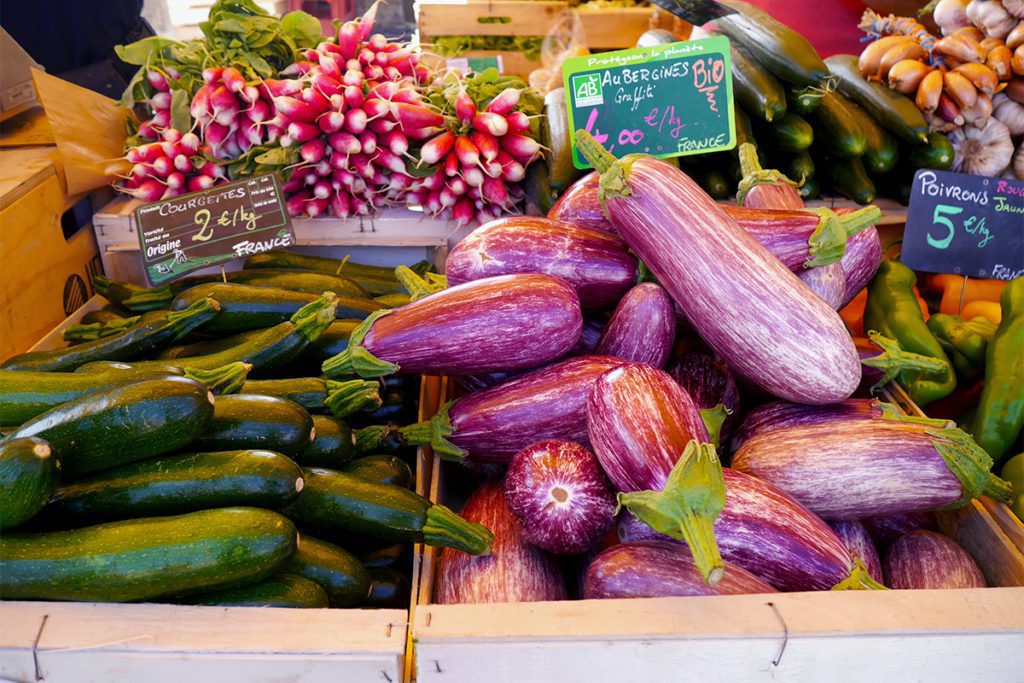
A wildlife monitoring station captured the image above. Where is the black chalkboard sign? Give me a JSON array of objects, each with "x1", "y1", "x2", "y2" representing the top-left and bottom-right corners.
[
  {"x1": 563, "y1": 37, "x2": 736, "y2": 169},
  {"x1": 134, "y1": 173, "x2": 295, "y2": 286},
  {"x1": 902, "y1": 169, "x2": 1024, "y2": 281}
]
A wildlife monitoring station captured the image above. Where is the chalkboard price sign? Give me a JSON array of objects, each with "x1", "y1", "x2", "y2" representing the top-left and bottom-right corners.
[
  {"x1": 562, "y1": 37, "x2": 735, "y2": 169},
  {"x1": 134, "y1": 173, "x2": 295, "y2": 286},
  {"x1": 902, "y1": 169, "x2": 1024, "y2": 281}
]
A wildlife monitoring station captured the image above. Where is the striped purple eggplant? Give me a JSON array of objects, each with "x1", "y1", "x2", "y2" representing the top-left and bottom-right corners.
[
  {"x1": 838, "y1": 224, "x2": 882, "y2": 307},
  {"x1": 669, "y1": 354, "x2": 741, "y2": 445},
  {"x1": 547, "y1": 172, "x2": 615, "y2": 234},
  {"x1": 732, "y1": 421, "x2": 1012, "y2": 520},
  {"x1": 587, "y1": 363, "x2": 725, "y2": 583},
  {"x1": 595, "y1": 284, "x2": 676, "y2": 368},
  {"x1": 583, "y1": 541, "x2": 777, "y2": 599},
  {"x1": 576, "y1": 132, "x2": 860, "y2": 405},
  {"x1": 571, "y1": 318, "x2": 606, "y2": 355},
  {"x1": 883, "y1": 530, "x2": 986, "y2": 589},
  {"x1": 503, "y1": 440, "x2": 617, "y2": 555},
  {"x1": 862, "y1": 510, "x2": 938, "y2": 548},
  {"x1": 799, "y1": 262, "x2": 846, "y2": 310},
  {"x1": 322, "y1": 274, "x2": 581, "y2": 379},
  {"x1": 437, "y1": 480, "x2": 567, "y2": 604},
  {"x1": 406, "y1": 356, "x2": 625, "y2": 465},
  {"x1": 445, "y1": 217, "x2": 637, "y2": 309},
  {"x1": 455, "y1": 370, "x2": 521, "y2": 393},
  {"x1": 618, "y1": 468, "x2": 882, "y2": 591},
  {"x1": 730, "y1": 398, "x2": 888, "y2": 453},
  {"x1": 829, "y1": 520, "x2": 884, "y2": 584}
]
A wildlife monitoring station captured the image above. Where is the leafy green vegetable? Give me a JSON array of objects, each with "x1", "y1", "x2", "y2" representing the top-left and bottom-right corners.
[
  {"x1": 433, "y1": 36, "x2": 545, "y2": 62},
  {"x1": 169, "y1": 89, "x2": 192, "y2": 133}
]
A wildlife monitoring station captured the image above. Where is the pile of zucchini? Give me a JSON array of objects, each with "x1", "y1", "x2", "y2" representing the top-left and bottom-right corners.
[
  {"x1": 681, "y1": 1, "x2": 954, "y2": 205},
  {"x1": 0, "y1": 253, "x2": 492, "y2": 609}
]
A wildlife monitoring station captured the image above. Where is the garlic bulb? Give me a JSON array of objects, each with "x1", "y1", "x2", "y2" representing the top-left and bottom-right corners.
[
  {"x1": 949, "y1": 117, "x2": 1016, "y2": 175},
  {"x1": 967, "y1": 0, "x2": 1018, "y2": 39},
  {"x1": 1015, "y1": 140, "x2": 1024, "y2": 178},
  {"x1": 1004, "y1": 0, "x2": 1024, "y2": 19},
  {"x1": 993, "y1": 92, "x2": 1024, "y2": 133},
  {"x1": 935, "y1": 0, "x2": 972, "y2": 35}
]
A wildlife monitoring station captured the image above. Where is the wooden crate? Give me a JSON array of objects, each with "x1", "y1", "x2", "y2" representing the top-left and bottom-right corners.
[
  {"x1": 0, "y1": 145, "x2": 102, "y2": 359},
  {"x1": 574, "y1": 7, "x2": 657, "y2": 49},
  {"x1": 411, "y1": 381, "x2": 1024, "y2": 682}
]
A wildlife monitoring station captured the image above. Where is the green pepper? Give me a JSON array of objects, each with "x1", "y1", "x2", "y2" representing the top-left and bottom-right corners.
[
  {"x1": 926, "y1": 313, "x2": 997, "y2": 381},
  {"x1": 971, "y1": 276, "x2": 1024, "y2": 466},
  {"x1": 864, "y1": 260, "x2": 956, "y2": 406}
]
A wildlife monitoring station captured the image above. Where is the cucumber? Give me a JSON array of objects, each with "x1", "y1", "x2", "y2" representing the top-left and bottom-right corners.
[
  {"x1": 3, "y1": 377, "x2": 215, "y2": 478},
  {"x1": 713, "y1": 0, "x2": 830, "y2": 87},
  {"x1": 183, "y1": 574, "x2": 328, "y2": 608},
  {"x1": 909, "y1": 132, "x2": 954, "y2": 170},
  {"x1": 786, "y1": 86, "x2": 825, "y2": 115},
  {"x1": 283, "y1": 467, "x2": 492, "y2": 553},
  {"x1": 343, "y1": 454, "x2": 413, "y2": 488},
  {"x1": 0, "y1": 507, "x2": 297, "y2": 602},
  {"x1": 365, "y1": 567, "x2": 409, "y2": 608},
  {"x1": 816, "y1": 152, "x2": 877, "y2": 204},
  {"x1": 844, "y1": 101, "x2": 899, "y2": 174},
  {"x1": 0, "y1": 438, "x2": 59, "y2": 530},
  {"x1": 729, "y1": 34, "x2": 788, "y2": 122},
  {"x1": 545, "y1": 88, "x2": 582, "y2": 191},
  {"x1": 283, "y1": 535, "x2": 370, "y2": 607},
  {"x1": 760, "y1": 113, "x2": 813, "y2": 152},
  {"x1": 172, "y1": 283, "x2": 378, "y2": 335},
  {"x1": 812, "y1": 91, "x2": 867, "y2": 159},
  {"x1": 45, "y1": 450, "x2": 304, "y2": 522},
  {"x1": 243, "y1": 253, "x2": 431, "y2": 297},
  {"x1": 1, "y1": 299, "x2": 220, "y2": 372},
  {"x1": 783, "y1": 151, "x2": 815, "y2": 183},
  {"x1": 825, "y1": 54, "x2": 929, "y2": 144},
  {"x1": 360, "y1": 543, "x2": 404, "y2": 569},
  {"x1": 93, "y1": 276, "x2": 173, "y2": 312},
  {"x1": 296, "y1": 415, "x2": 356, "y2": 467},
  {"x1": 195, "y1": 395, "x2": 315, "y2": 457}
]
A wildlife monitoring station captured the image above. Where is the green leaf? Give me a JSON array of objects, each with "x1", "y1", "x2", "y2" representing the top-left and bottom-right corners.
[
  {"x1": 169, "y1": 88, "x2": 192, "y2": 134},
  {"x1": 118, "y1": 67, "x2": 147, "y2": 108},
  {"x1": 255, "y1": 146, "x2": 299, "y2": 166},
  {"x1": 115, "y1": 36, "x2": 184, "y2": 66},
  {"x1": 281, "y1": 11, "x2": 323, "y2": 48},
  {"x1": 215, "y1": 18, "x2": 249, "y2": 34}
]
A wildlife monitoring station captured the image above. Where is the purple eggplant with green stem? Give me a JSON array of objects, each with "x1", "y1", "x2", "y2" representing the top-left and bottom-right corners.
[
  {"x1": 586, "y1": 363, "x2": 726, "y2": 584},
  {"x1": 732, "y1": 420, "x2": 1012, "y2": 520},
  {"x1": 575, "y1": 131, "x2": 861, "y2": 404},
  {"x1": 322, "y1": 273, "x2": 582, "y2": 379}
]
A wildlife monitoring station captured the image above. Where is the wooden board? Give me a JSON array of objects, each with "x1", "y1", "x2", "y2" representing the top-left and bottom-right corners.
[
  {"x1": 417, "y1": 1, "x2": 569, "y2": 38},
  {"x1": 575, "y1": 7, "x2": 654, "y2": 49}
]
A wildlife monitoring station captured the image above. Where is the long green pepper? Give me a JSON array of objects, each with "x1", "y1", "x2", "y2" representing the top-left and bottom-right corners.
[
  {"x1": 864, "y1": 260, "x2": 956, "y2": 406},
  {"x1": 926, "y1": 313, "x2": 997, "y2": 382}
]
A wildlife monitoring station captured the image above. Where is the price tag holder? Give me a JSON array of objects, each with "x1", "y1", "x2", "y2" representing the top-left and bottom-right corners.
[
  {"x1": 134, "y1": 173, "x2": 296, "y2": 286},
  {"x1": 902, "y1": 169, "x2": 1024, "y2": 281},
  {"x1": 562, "y1": 37, "x2": 735, "y2": 169}
]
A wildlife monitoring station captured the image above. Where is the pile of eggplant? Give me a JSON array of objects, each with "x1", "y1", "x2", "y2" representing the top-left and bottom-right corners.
[{"x1": 336, "y1": 133, "x2": 1012, "y2": 600}]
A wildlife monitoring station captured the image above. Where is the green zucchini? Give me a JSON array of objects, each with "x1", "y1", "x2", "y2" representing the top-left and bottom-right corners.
[
  {"x1": 283, "y1": 535, "x2": 370, "y2": 607},
  {"x1": 243, "y1": 252, "x2": 431, "y2": 297},
  {"x1": 734, "y1": 106, "x2": 756, "y2": 149},
  {"x1": 359, "y1": 543, "x2": 404, "y2": 569},
  {"x1": 283, "y1": 467, "x2": 492, "y2": 554},
  {"x1": 204, "y1": 269, "x2": 369, "y2": 299},
  {"x1": 844, "y1": 100, "x2": 899, "y2": 174},
  {"x1": 343, "y1": 454, "x2": 413, "y2": 488},
  {"x1": 182, "y1": 574, "x2": 328, "y2": 608},
  {"x1": 817, "y1": 153, "x2": 877, "y2": 204},
  {"x1": 45, "y1": 450, "x2": 303, "y2": 522},
  {"x1": 365, "y1": 567, "x2": 409, "y2": 608},
  {"x1": 195, "y1": 394, "x2": 314, "y2": 457},
  {"x1": 296, "y1": 415, "x2": 355, "y2": 468},
  {"x1": 172, "y1": 283, "x2": 378, "y2": 335},
  {"x1": 295, "y1": 320, "x2": 358, "y2": 365},
  {"x1": 373, "y1": 293, "x2": 411, "y2": 308},
  {"x1": 694, "y1": 160, "x2": 733, "y2": 199},
  {"x1": 0, "y1": 507, "x2": 297, "y2": 602},
  {"x1": 240, "y1": 378, "x2": 382, "y2": 418},
  {"x1": 727, "y1": 33, "x2": 788, "y2": 122},
  {"x1": 63, "y1": 316, "x2": 141, "y2": 344},
  {"x1": 909, "y1": 132, "x2": 954, "y2": 170},
  {"x1": 545, "y1": 87, "x2": 582, "y2": 191},
  {"x1": 783, "y1": 151, "x2": 815, "y2": 183},
  {"x1": 760, "y1": 113, "x2": 814, "y2": 153},
  {"x1": 786, "y1": 86, "x2": 825, "y2": 115},
  {"x1": 713, "y1": 0, "x2": 830, "y2": 87},
  {"x1": 825, "y1": 54, "x2": 929, "y2": 144},
  {"x1": 798, "y1": 175, "x2": 821, "y2": 200},
  {"x1": 1, "y1": 299, "x2": 220, "y2": 372},
  {"x1": 81, "y1": 307, "x2": 130, "y2": 325},
  {"x1": 812, "y1": 91, "x2": 868, "y2": 159},
  {"x1": 158, "y1": 328, "x2": 266, "y2": 360},
  {"x1": 4, "y1": 377, "x2": 215, "y2": 478},
  {"x1": 0, "y1": 438, "x2": 59, "y2": 530},
  {"x1": 93, "y1": 276, "x2": 173, "y2": 312}
]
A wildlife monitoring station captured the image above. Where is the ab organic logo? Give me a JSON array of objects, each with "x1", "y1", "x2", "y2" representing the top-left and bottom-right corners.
[{"x1": 573, "y1": 73, "x2": 603, "y2": 107}]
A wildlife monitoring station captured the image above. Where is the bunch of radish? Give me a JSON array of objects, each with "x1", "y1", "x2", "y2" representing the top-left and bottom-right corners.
[
  {"x1": 187, "y1": 66, "x2": 278, "y2": 160},
  {"x1": 411, "y1": 81, "x2": 543, "y2": 226},
  {"x1": 120, "y1": 128, "x2": 226, "y2": 201},
  {"x1": 134, "y1": 68, "x2": 180, "y2": 141}
]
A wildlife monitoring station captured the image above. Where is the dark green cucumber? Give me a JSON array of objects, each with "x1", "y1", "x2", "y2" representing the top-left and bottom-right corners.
[
  {"x1": 359, "y1": 543, "x2": 404, "y2": 569},
  {"x1": 786, "y1": 86, "x2": 825, "y2": 115},
  {"x1": 1, "y1": 299, "x2": 220, "y2": 372},
  {"x1": 365, "y1": 567, "x2": 409, "y2": 608},
  {"x1": 760, "y1": 113, "x2": 813, "y2": 152},
  {"x1": 45, "y1": 450, "x2": 303, "y2": 522},
  {"x1": 713, "y1": 0, "x2": 830, "y2": 86},
  {"x1": 812, "y1": 91, "x2": 867, "y2": 159},
  {"x1": 195, "y1": 394, "x2": 314, "y2": 457},
  {"x1": 0, "y1": 437, "x2": 59, "y2": 530},
  {"x1": 728, "y1": 33, "x2": 787, "y2": 122},
  {"x1": 93, "y1": 275, "x2": 173, "y2": 312},
  {"x1": 183, "y1": 573, "x2": 327, "y2": 608},
  {"x1": 283, "y1": 535, "x2": 370, "y2": 607},
  {"x1": 909, "y1": 132, "x2": 954, "y2": 170},
  {"x1": 3, "y1": 377, "x2": 215, "y2": 478},
  {"x1": 825, "y1": 54, "x2": 929, "y2": 144},
  {"x1": 0, "y1": 507, "x2": 297, "y2": 602},
  {"x1": 63, "y1": 316, "x2": 141, "y2": 344},
  {"x1": 172, "y1": 283, "x2": 378, "y2": 334},
  {"x1": 81, "y1": 307, "x2": 130, "y2": 325},
  {"x1": 343, "y1": 454, "x2": 413, "y2": 488},
  {"x1": 283, "y1": 467, "x2": 492, "y2": 554},
  {"x1": 296, "y1": 415, "x2": 356, "y2": 468},
  {"x1": 244, "y1": 252, "x2": 431, "y2": 296},
  {"x1": 817, "y1": 153, "x2": 876, "y2": 204},
  {"x1": 783, "y1": 151, "x2": 815, "y2": 183},
  {"x1": 89, "y1": 294, "x2": 340, "y2": 376},
  {"x1": 843, "y1": 100, "x2": 899, "y2": 174}
]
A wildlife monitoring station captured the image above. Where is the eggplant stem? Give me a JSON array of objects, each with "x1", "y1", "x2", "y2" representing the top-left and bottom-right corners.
[
  {"x1": 395, "y1": 265, "x2": 446, "y2": 302},
  {"x1": 699, "y1": 404, "x2": 731, "y2": 449},
  {"x1": 325, "y1": 379, "x2": 383, "y2": 417},
  {"x1": 927, "y1": 427, "x2": 1013, "y2": 506},
  {"x1": 736, "y1": 142, "x2": 799, "y2": 205},
  {"x1": 831, "y1": 557, "x2": 888, "y2": 590},
  {"x1": 422, "y1": 503, "x2": 494, "y2": 555},
  {"x1": 401, "y1": 400, "x2": 467, "y2": 461},
  {"x1": 804, "y1": 208, "x2": 848, "y2": 268},
  {"x1": 184, "y1": 362, "x2": 252, "y2": 395},
  {"x1": 321, "y1": 308, "x2": 399, "y2": 378},
  {"x1": 862, "y1": 331, "x2": 951, "y2": 391}
]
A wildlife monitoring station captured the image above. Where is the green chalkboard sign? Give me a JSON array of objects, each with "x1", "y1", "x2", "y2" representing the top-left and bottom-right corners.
[
  {"x1": 562, "y1": 37, "x2": 735, "y2": 169},
  {"x1": 134, "y1": 173, "x2": 295, "y2": 286}
]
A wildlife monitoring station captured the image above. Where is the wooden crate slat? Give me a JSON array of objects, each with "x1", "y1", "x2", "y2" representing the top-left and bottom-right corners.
[
  {"x1": 418, "y1": 0, "x2": 569, "y2": 38},
  {"x1": 939, "y1": 500, "x2": 1024, "y2": 588},
  {"x1": 575, "y1": 7, "x2": 653, "y2": 49}
]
